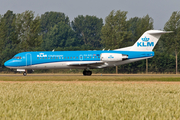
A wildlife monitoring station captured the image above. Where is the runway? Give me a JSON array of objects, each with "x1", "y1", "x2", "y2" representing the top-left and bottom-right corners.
[{"x1": 1, "y1": 73, "x2": 180, "y2": 77}]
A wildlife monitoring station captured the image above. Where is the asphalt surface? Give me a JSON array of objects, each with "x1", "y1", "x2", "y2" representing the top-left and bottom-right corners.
[{"x1": 1, "y1": 74, "x2": 180, "y2": 77}]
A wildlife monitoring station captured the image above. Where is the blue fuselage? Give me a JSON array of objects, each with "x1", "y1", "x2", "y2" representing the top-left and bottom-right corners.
[{"x1": 4, "y1": 50, "x2": 154, "y2": 69}]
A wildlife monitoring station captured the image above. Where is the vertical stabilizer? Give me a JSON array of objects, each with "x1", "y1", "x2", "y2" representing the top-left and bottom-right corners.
[{"x1": 130, "y1": 30, "x2": 172, "y2": 51}]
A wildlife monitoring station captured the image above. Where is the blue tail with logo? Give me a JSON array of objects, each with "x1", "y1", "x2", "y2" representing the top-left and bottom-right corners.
[{"x1": 130, "y1": 30, "x2": 172, "y2": 51}]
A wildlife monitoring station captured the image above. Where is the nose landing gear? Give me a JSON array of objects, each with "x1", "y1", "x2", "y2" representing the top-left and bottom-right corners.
[
  {"x1": 22, "y1": 69, "x2": 34, "y2": 76},
  {"x1": 83, "y1": 70, "x2": 92, "y2": 76}
]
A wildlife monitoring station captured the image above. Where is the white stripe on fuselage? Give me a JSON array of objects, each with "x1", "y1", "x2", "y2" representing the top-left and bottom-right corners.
[{"x1": 7, "y1": 61, "x2": 103, "y2": 69}]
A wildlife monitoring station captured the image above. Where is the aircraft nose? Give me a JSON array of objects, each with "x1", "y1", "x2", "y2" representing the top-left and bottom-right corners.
[{"x1": 4, "y1": 60, "x2": 12, "y2": 67}]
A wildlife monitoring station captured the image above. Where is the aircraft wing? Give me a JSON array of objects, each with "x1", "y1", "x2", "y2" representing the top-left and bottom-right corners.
[{"x1": 67, "y1": 61, "x2": 104, "y2": 66}]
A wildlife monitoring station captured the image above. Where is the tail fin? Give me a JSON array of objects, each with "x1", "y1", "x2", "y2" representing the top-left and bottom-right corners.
[{"x1": 130, "y1": 30, "x2": 173, "y2": 51}]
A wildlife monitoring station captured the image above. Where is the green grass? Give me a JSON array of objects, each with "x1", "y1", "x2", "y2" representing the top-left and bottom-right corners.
[
  {"x1": 1, "y1": 75, "x2": 180, "y2": 81},
  {"x1": 0, "y1": 82, "x2": 180, "y2": 119}
]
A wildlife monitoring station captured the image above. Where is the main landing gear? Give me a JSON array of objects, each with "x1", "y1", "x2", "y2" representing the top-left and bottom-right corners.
[
  {"x1": 83, "y1": 70, "x2": 92, "y2": 76},
  {"x1": 23, "y1": 72, "x2": 27, "y2": 76}
]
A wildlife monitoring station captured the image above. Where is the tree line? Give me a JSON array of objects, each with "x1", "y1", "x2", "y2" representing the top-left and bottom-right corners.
[{"x1": 0, "y1": 10, "x2": 180, "y2": 73}]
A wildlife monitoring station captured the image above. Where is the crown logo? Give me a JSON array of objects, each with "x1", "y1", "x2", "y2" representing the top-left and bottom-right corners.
[
  {"x1": 108, "y1": 55, "x2": 114, "y2": 59},
  {"x1": 141, "y1": 37, "x2": 150, "y2": 42}
]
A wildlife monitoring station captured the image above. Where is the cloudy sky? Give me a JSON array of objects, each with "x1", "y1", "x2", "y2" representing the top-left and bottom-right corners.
[{"x1": 0, "y1": 0, "x2": 179, "y2": 29}]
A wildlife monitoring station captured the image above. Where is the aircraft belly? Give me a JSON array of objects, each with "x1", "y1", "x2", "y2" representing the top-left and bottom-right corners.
[
  {"x1": 27, "y1": 62, "x2": 87, "y2": 69},
  {"x1": 111, "y1": 57, "x2": 152, "y2": 66}
]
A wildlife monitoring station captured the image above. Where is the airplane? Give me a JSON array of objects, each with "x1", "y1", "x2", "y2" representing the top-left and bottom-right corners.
[{"x1": 4, "y1": 30, "x2": 172, "y2": 76}]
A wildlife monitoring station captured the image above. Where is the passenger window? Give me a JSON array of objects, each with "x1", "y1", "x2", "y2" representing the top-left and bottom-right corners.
[
  {"x1": 68, "y1": 57, "x2": 69, "y2": 59},
  {"x1": 56, "y1": 57, "x2": 58, "y2": 59},
  {"x1": 71, "y1": 57, "x2": 72, "y2": 59},
  {"x1": 37, "y1": 58, "x2": 39, "y2": 59},
  {"x1": 77, "y1": 57, "x2": 78, "y2": 59},
  {"x1": 73, "y1": 57, "x2": 75, "y2": 59},
  {"x1": 65, "y1": 57, "x2": 66, "y2": 59}
]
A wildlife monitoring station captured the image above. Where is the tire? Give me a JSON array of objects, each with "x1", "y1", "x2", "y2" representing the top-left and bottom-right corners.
[
  {"x1": 83, "y1": 71, "x2": 92, "y2": 76},
  {"x1": 23, "y1": 72, "x2": 27, "y2": 76}
]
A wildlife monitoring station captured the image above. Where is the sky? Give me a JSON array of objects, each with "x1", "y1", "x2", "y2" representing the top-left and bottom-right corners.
[{"x1": 0, "y1": 0, "x2": 179, "y2": 30}]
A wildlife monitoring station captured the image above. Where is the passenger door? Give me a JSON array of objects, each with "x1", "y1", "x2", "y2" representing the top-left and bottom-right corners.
[{"x1": 26, "y1": 53, "x2": 32, "y2": 66}]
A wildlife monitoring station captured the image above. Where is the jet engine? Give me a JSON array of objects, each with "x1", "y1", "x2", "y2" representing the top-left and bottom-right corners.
[{"x1": 100, "y1": 53, "x2": 128, "y2": 62}]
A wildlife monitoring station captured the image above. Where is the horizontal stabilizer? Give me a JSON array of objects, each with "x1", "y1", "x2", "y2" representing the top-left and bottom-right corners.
[{"x1": 147, "y1": 30, "x2": 173, "y2": 35}]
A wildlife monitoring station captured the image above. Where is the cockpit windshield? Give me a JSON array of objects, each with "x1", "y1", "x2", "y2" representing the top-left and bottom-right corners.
[{"x1": 13, "y1": 56, "x2": 22, "y2": 59}]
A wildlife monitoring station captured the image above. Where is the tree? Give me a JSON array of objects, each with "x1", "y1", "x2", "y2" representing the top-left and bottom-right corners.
[
  {"x1": 40, "y1": 12, "x2": 72, "y2": 50},
  {"x1": 101, "y1": 10, "x2": 131, "y2": 50},
  {"x1": 41, "y1": 11, "x2": 69, "y2": 34},
  {"x1": 127, "y1": 17, "x2": 141, "y2": 45},
  {"x1": 15, "y1": 10, "x2": 42, "y2": 51},
  {"x1": 42, "y1": 21, "x2": 77, "y2": 51},
  {"x1": 101, "y1": 10, "x2": 131, "y2": 73},
  {"x1": 0, "y1": 17, "x2": 5, "y2": 52},
  {"x1": 0, "y1": 10, "x2": 17, "y2": 50},
  {"x1": 0, "y1": 10, "x2": 19, "y2": 67},
  {"x1": 72, "y1": 15, "x2": 103, "y2": 49},
  {"x1": 163, "y1": 11, "x2": 180, "y2": 74},
  {"x1": 136, "y1": 15, "x2": 153, "y2": 38},
  {"x1": 149, "y1": 52, "x2": 175, "y2": 73}
]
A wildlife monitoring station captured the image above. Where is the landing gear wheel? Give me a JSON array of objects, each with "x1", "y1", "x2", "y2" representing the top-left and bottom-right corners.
[
  {"x1": 23, "y1": 72, "x2": 27, "y2": 76},
  {"x1": 83, "y1": 70, "x2": 92, "y2": 76}
]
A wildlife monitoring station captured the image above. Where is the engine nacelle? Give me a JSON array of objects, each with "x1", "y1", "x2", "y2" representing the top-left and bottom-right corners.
[{"x1": 100, "y1": 53, "x2": 128, "y2": 62}]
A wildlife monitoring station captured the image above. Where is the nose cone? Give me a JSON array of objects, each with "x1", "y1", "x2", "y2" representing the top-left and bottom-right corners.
[
  {"x1": 4, "y1": 60, "x2": 9, "y2": 67},
  {"x1": 4, "y1": 60, "x2": 13, "y2": 68},
  {"x1": 4, "y1": 59, "x2": 23, "y2": 68}
]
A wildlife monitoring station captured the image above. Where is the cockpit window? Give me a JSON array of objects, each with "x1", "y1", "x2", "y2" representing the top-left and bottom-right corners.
[{"x1": 13, "y1": 56, "x2": 22, "y2": 59}]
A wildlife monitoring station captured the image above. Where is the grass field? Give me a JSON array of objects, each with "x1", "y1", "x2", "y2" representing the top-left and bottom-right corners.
[
  {"x1": 0, "y1": 75, "x2": 180, "y2": 119},
  {"x1": 1, "y1": 74, "x2": 180, "y2": 81}
]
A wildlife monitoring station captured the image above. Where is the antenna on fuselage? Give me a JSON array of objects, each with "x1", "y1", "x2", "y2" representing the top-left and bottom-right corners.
[{"x1": 52, "y1": 49, "x2": 55, "y2": 52}]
